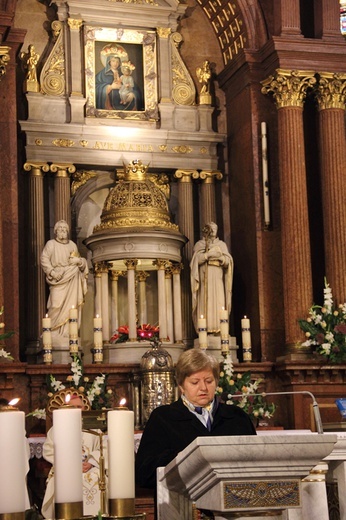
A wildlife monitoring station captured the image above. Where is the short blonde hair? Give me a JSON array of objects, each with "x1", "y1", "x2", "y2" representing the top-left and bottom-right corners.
[{"x1": 175, "y1": 348, "x2": 220, "y2": 387}]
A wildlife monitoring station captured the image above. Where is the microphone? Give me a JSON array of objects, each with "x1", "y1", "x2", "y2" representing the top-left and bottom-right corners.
[{"x1": 230, "y1": 390, "x2": 324, "y2": 434}]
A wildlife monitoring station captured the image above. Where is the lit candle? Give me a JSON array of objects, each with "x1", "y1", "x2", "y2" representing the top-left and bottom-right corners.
[
  {"x1": 261, "y1": 122, "x2": 270, "y2": 228},
  {"x1": 220, "y1": 307, "x2": 229, "y2": 354},
  {"x1": 69, "y1": 306, "x2": 79, "y2": 354},
  {"x1": 42, "y1": 314, "x2": 52, "y2": 363},
  {"x1": 241, "y1": 315, "x2": 252, "y2": 361},
  {"x1": 93, "y1": 314, "x2": 103, "y2": 363},
  {"x1": 107, "y1": 409, "x2": 135, "y2": 500},
  {"x1": 53, "y1": 407, "x2": 83, "y2": 506},
  {"x1": 0, "y1": 411, "x2": 27, "y2": 514},
  {"x1": 197, "y1": 315, "x2": 208, "y2": 349}
]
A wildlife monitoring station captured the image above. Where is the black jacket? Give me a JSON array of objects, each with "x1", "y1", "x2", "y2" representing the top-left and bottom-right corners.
[{"x1": 135, "y1": 398, "x2": 256, "y2": 489}]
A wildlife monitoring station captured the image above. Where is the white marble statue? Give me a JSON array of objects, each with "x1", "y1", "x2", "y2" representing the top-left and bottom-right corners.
[
  {"x1": 41, "y1": 220, "x2": 88, "y2": 344},
  {"x1": 190, "y1": 222, "x2": 233, "y2": 333}
]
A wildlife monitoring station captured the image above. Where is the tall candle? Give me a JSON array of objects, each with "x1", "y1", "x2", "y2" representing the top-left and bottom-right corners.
[
  {"x1": 241, "y1": 315, "x2": 252, "y2": 361},
  {"x1": 108, "y1": 409, "x2": 135, "y2": 499},
  {"x1": 197, "y1": 315, "x2": 208, "y2": 349},
  {"x1": 42, "y1": 314, "x2": 52, "y2": 348},
  {"x1": 0, "y1": 411, "x2": 27, "y2": 514},
  {"x1": 220, "y1": 307, "x2": 229, "y2": 354},
  {"x1": 93, "y1": 315, "x2": 103, "y2": 347},
  {"x1": 69, "y1": 306, "x2": 79, "y2": 354},
  {"x1": 261, "y1": 122, "x2": 270, "y2": 228},
  {"x1": 53, "y1": 407, "x2": 83, "y2": 504}
]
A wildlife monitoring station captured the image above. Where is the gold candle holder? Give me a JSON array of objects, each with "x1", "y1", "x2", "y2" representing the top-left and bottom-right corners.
[
  {"x1": 43, "y1": 346, "x2": 53, "y2": 364},
  {"x1": 107, "y1": 499, "x2": 146, "y2": 519},
  {"x1": 0, "y1": 513, "x2": 25, "y2": 520},
  {"x1": 55, "y1": 501, "x2": 83, "y2": 520}
]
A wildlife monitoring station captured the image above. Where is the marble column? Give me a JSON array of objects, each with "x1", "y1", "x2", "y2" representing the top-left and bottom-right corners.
[
  {"x1": 124, "y1": 259, "x2": 138, "y2": 341},
  {"x1": 199, "y1": 170, "x2": 223, "y2": 229},
  {"x1": 110, "y1": 270, "x2": 125, "y2": 335},
  {"x1": 174, "y1": 169, "x2": 199, "y2": 344},
  {"x1": 154, "y1": 259, "x2": 168, "y2": 342},
  {"x1": 50, "y1": 163, "x2": 76, "y2": 229},
  {"x1": 23, "y1": 162, "x2": 49, "y2": 349},
  {"x1": 315, "y1": 72, "x2": 346, "y2": 304},
  {"x1": 171, "y1": 263, "x2": 183, "y2": 343},
  {"x1": 96, "y1": 262, "x2": 110, "y2": 342},
  {"x1": 165, "y1": 263, "x2": 174, "y2": 344},
  {"x1": 262, "y1": 70, "x2": 315, "y2": 355},
  {"x1": 67, "y1": 18, "x2": 86, "y2": 123},
  {"x1": 136, "y1": 270, "x2": 149, "y2": 327}
]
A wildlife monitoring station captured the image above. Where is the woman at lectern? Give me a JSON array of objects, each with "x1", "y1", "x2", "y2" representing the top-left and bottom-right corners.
[{"x1": 135, "y1": 348, "x2": 256, "y2": 489}]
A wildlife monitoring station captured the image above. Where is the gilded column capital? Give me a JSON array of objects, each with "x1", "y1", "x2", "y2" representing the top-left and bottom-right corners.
[
  {"x1": 50, "y1": 163, "x2": 76, "y2": 177},
  {"x1": 68, "y1": 18, "x2": 83, "y2": 31},
  {"x1": 0, "y1": 46, "x2": 11, "y2": 81},
  {"x1": 199, "y1": 170, "x2": 223, "y2": 183},
  {"x1": 136, "y1": 271, "x2": 150, "y2": 282},
  {"x1": 157, "y1": 27, "x2": 171, "y2": 38},
  {"x1": 153, "y1": 259, "x2": 168, "y2": 270},
  {"x1": 124, "y1": 259, "x2": 138, "y2": 270},
  {"x1": 315, "y1": 72, "x2": 346, "y2": 111},
  {"x1": 94, "y1": 261, "x2": 111, "y2": 275},
  {"x1": 261, "y1": 69, "x2": 316, "y2": 108},
  {"x1": 23, "y1": 162, "x2": 50, "y2": 175},
  {"x1": 110, "y1": 270, "x2": 126, "y2": 281},
  {"x1": 165, "y1": 262, "x2": 173, "y2": 278},
  {"x1": 171, "y1": 262, "x2": 183, "y2": 275},
  {"x1": 174, "y1": 169, "x2": 199, "y2": 182}
]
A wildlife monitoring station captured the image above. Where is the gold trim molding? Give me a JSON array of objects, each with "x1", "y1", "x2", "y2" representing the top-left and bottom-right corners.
[
  {"x1": 0, "y1": 46, "x2": 11, "y2": 81},
  {"x1": 315, "y1": 72, "x2": 346, "y2": 110}
]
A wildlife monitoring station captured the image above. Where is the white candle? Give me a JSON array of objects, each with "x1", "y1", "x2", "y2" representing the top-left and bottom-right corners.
[
  {"x1": 220, "y1": 307, "x2": 229, "y2": 354},
  {"x1": 241, "y1": 315, "x2": 252, "y2": 361},
  {"x1": 42, "y1": 314, "x2": 52, "y2": 349},
  {"x1": 93, "y1": 315, "x2": 103, "y2": 347},
  {"x1": 197, "y1": 315, "x2": 208, "y2": 349},
  {"x1": 0, "y1": 411, "x2": 27, "y2": 514},
  {"x1": 69, "y1": 306, "x2": 79, "y2": 353},
  {"x1": 53, "y1": 407, "x2": 83, "y2": 504},
  {"x1": 108, "y1": 409, "x2": 135, "y2": 499},
  {"x1": 261, "y1": 122, "x2": 270, "y2": 228}
]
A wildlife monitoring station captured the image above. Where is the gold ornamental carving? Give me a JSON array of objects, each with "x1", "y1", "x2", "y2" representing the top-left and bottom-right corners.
[
  {"x1": 40, "y1": 21, "x2": 65, "y2": 96},
  {"x1": 20, "y1": 45, "x2": 40, "y2": 93},
  {"x1": 174, "y1": 169, "x2": 199, "y2": 182},
  {"x1": 50, "y1": 163, "x2": 76, "y2": 177},
  {"x1": 199, "y1": 170, "x2": 223, "y2": 183},
  {"x1": 136, "y1": 271, "x2": 150, "y2": 283},
  {"x1": 52, "y1": 139, "x2": 75, "y2": 148},
  {"x1": 124, "y1": 259, "x2": 138, "y2": 270},
  {"x1": 315, "y1": 72, "x2": 346, "y2": 111},
  {"x1": 94, "y1": 262, "x2": 111, "y2": 275},
  {"x1": 110, "y1": 270, "x2": 126, "y2": 281},
  {"x1": 71, "y1": 170, "x2": 97, "y2": 196},
  {"x1": 0, "y1": 46, "x2": 10, "y2": 81},
  {"x1": 23, "y1": 162, "x2": 50, "y2": 176},
  {"x1": 196, "y1": 60, "x2": 212, "y2": 105},
  {"x1": 170, "y1": 32, "x2": 196, "y2": 106},
  {"x1": 171, "y1": 262, "x2": 183, "y2": 275},
  {"x1": 261, "y1": 69, "x2": 316, "y2": 109},
  {"x1": 223, "y1": 480, "x2": 300, "y2": 509},
  {"x1": 172, "y1": 145, "x2": 193, "y2": 154},
  {"x1": 108, "y1": 0, "x2": 157, "y2": 4},
  {"x1": 68, "y1": 19, "x2": 83, "y2": 31},
  {"x1": 157, "y1": 28, "x2": 171, "y2": 39},
  {"x1": 153, "y1": 259, "x2": 168, "y2": 270}
]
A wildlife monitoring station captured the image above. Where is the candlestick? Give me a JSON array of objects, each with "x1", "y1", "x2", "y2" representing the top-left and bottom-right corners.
[
  {"x1": 0, "y1": 410, "x2": 27, "y2": 514},
  {"x1": 261, "y1": 122, "x2": 270, "y2": 228},
  {"x1": 42, "y1": 313, "x2": 53, "y2": 364},
  {"x1": 53, "y1": 407, "x2": 83, "y2": 513},
  {"x1": 241, "y1": 315, "x2": 252, "y2": 361},
  {"x1": 219, "y1": 307, "x2": 229, "y2": 354},
  {"x1": 108, "y1": 409, "x2": 135, "y2": 516},
  {"x1": 69, "y1": 306, "x2": 79, "y2": 354},
  {"x1": 197, "y1": 315, "x2": 208, "y2": 350}
]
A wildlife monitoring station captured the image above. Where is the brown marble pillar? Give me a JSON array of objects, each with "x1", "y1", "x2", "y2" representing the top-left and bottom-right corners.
[
  {"x1": 50, "y1": 163, "x2": 76, "y2": 229},
  {"x1": 174, "y1": 169, "x2": 199, "y2": 344},
  {"x1": 277, "y1": 0, "x2": 302, "y2": 36},
  {"x1": 23, "y1": 162, "x2": 50, "y2": 353},
  {"x1": 262, "y1": 69, "x2": 316, "y2": 355},
  {"x1": 316, "y1": 0, "x2": 344, "y2": 40},
  {"x1": 199, "y1": 170, "x2": 223, "y2": 230},
  {"x1": 315, "y1": 72, "x2": 346, "y2": 303}
]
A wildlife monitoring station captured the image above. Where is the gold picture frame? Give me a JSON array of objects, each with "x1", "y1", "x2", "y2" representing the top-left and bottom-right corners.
[{"x1": 84, "y1": 26, "x2": 158, "y2": 121}]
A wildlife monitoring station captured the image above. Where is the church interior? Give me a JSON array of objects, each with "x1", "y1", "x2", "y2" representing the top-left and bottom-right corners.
[{"x1": 1, "y1": 0, "x2": 346, "y2": 518}]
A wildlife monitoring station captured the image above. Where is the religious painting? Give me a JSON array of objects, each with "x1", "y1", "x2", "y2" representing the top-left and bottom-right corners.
[{"x1": 84, "y1": 26, "x2": 158, "y2": 121}]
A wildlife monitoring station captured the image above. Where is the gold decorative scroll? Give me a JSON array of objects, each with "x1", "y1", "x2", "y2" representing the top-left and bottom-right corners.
[
  {"x1": 174, "y1": 169, "x2": 199, "y2": 182},
  {"x1": 199, "y1": 170, "x2": 223, "y2": 182},
  {"x1": 71, "y1": 170, "x2": 98, "y2": 196},
  {"x1": 261, "y1": 69, "x2": 316, "y2": 109},
  {"x1": 0, "y1": 46, "x2": 10, "y2": 81},
  {"x1": 40, "y1": 21, "x2": 65, "y2": 96},
  {"x1": 170, "y1": 32, "x2": 196, "y2": 106}
]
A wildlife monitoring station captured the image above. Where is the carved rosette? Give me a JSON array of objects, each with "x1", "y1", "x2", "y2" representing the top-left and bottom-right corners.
[{"x1": 261, "y1": 69, "x2": 316, "y2": 108}]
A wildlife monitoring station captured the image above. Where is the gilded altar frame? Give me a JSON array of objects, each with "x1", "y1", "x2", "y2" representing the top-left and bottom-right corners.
[{"x1": 84, "y1": 26, "x2": 158, "y2": 121}]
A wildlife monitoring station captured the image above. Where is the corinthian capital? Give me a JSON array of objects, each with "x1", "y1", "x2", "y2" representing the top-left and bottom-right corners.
[
  {"x1": 261, "y1": 69, "x2": 316, "y2": 109},
  {"x1": 315, "y1": 72, "x2": 346, "y2": 111}
]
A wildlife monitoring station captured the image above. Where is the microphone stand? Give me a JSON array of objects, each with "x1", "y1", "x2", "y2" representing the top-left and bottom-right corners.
[{"x1": 232, "y1": 390, "x2": 324, "y2": 434}]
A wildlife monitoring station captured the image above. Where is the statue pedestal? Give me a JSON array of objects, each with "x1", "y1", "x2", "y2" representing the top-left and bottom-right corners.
[
  {"x1": 157, "y1": 433, "x2": 337, "y2": 519},
  {"x1": 104, "y1": 341, "x2": 185, "y2": 364},
  {"x1": 194, "y1": 335, "x2": 239, "y2": 363}
]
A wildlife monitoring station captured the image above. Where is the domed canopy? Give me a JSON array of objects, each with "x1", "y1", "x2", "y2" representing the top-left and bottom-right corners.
[{"x1": 94, "y1": 160, "x2": 178, "y2": 232}]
